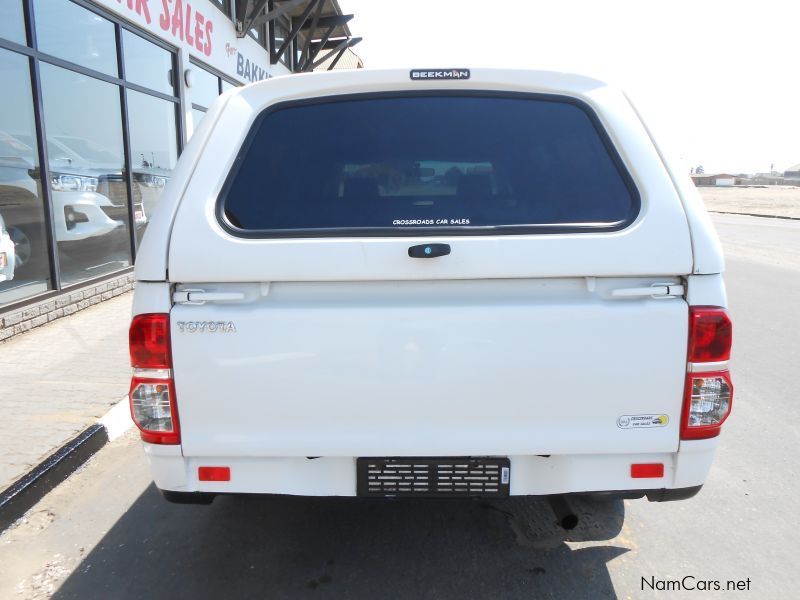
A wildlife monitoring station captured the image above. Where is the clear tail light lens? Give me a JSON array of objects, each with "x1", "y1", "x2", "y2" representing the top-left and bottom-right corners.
[
  {"x1": 129, "y1": 377, "x2": 180, "y2": 444},
  {"x1": 129, "y1": 314, "x2": 180, "y2": 445},
  {"x1": 681, "y1": 371, "x2": 733, "y2": 440}
]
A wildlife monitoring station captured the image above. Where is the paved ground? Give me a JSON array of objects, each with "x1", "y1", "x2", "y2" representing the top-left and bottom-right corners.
[
  {"x1": 0, "y1": 293, "x2": 132, "y2": 491},
  {"x1": 0, "y1": 213, "x2": 798, "y2": 598},
  {"x1": 699, "y1": 185, "x2": 800, "y2": 219}
]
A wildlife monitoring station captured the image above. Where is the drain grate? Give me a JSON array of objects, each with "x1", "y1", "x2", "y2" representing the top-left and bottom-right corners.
[{"x1": 357, "y1": 457, "x2": 510, "y2": 498}]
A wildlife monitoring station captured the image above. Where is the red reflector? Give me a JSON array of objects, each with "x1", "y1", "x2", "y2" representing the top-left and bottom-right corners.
[
  {"x1": 129, "y1": 313, "x2": 171, "y2": 369},
  {"x1": 688, "y1": 307, "x2": 732, "y2": 363},
  {"x1": 198, "y1": 466, "x2": 231, "y2": 482},
  {"x1": 631, "y1": 463, "x2": 664, "y2": 478}
]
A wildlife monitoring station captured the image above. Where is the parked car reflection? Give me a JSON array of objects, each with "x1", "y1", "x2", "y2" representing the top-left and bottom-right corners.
[
  {"x1": 3, "y1": 134, "x2": 118, "y2": 229},
  {"x1": 0, "y1": 132, "x2": 50, "y2": 281},
  {"x1": 14, "y1": 133, "x2": 144, "y2": 235},
  {"x1": 0, "y1": 212, "x2": 16, "y2": 282},
  {"x1": 1, "y1": 131, "x2": 171, "y2": 287},
  {"x1": 48, "y1": 135, "x2": 172, "y2": 245}
]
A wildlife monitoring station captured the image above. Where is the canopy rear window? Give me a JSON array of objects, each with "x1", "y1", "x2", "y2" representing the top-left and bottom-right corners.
[{"x1": 219, "y1": 93, "x2": 639, "y2": 237}]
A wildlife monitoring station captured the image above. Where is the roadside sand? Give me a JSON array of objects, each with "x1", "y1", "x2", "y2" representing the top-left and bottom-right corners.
[{"x1": 698, "y1": 185, "x2": 800, "y2": 219}]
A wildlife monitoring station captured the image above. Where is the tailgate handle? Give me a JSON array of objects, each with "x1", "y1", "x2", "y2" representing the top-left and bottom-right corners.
[
  {"x1": 173, "y1": 290, "x2": 245, "y2": 305},
  {"x1": 610, "y1": 284, "x2": 685, "y2": 299},
  {"x1": 408, "y1": 243, "x2": 451, "y2": 258}
]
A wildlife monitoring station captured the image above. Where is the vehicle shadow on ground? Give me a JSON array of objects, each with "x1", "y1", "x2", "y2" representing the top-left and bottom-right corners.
[{"x1": 53, "y1": 486, "x2": 628, "y2": 599}]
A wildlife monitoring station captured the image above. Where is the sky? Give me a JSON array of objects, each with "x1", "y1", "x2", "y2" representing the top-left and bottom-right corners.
[{"x1": 339, "y1": 0, "x2": 799, "y2": 175}]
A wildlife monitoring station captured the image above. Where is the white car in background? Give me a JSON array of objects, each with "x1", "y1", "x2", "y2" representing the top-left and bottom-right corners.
[
  {"x1": 0, "y1": 132, "x2": 123, "y2": 273},
  {"x1": 49, "y1": 134, "x2": 154, "y2": 231},
  {"x1": 0, "y1": 212, "x2": 15, "y2": 282}
]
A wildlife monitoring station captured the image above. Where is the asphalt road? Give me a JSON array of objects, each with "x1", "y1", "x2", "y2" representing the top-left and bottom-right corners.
[{"x1": 1, "y1": 213, "x2": 798, "y2": 599}]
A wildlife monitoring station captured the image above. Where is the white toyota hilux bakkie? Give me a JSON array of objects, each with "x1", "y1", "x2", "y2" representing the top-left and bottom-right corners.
[{"x1": 129, "y1": 68, "x2": 732, "y2": 518}]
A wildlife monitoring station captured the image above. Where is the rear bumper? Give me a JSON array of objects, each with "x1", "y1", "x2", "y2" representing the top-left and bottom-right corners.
[{"x1": 143, "y1": 437, "x2": 718, "y2": 498}]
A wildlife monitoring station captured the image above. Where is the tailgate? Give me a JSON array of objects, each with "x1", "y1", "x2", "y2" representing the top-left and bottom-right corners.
[
  {"x1": 165, "y1": 85, "x2": 694, "y2": 458},
  {"x1": 171, "y1": 278, "x2": 688, "y2": 457}
]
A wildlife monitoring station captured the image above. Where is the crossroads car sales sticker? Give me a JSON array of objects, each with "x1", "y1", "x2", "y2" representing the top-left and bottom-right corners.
[{"x1": 617, "y1": 414, "x2": 669, "y2": 429}]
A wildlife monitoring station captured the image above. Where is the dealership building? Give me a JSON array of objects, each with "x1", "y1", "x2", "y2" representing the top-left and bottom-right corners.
[{"x1": 0, "y1": 0, "x2": 361, "y2": 337}]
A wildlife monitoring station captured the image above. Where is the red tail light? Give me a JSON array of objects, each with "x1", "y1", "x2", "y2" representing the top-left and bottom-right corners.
[
  {"x1": 129, "y1": 313, "x2": 171, "y2": 368},
  {"x1": 129, "y1": 313, "x2": 180, "y2": 445},
  {"x1": 688, "y1": 307, "x2": 732, "y2": 362},
  {"x1": 682, "y1": 306, "x2": 733, "y2": 440}
]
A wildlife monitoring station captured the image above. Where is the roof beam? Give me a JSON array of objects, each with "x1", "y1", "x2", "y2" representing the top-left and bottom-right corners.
[
  {"x1": 299, "y1": 14, "x2": 353, "y2": 30},
  {"x1": 272, "y1": 0, "x2": 323, "y2": 65},
  {"x1": 298, "y1": 23, "x2": 336, "y2": 71},
  {"x1": 236, "y1": 0, "x2": 266, "y2": 37},
  {"x1": 306, "y1": 36, "x2": 361, "y2": 71},
  {"x1": 307, "y1": 37, "x2": 351, "y2": 50},
  {"x1": 238, "y1": 0, "x2": 305, "y2": 36},
  {"x1": 299, "y1": 0, "x2": 326, "y2": 68},
  {"x1": 326, "y1": 47, "x2": 348, "y2": 71}
]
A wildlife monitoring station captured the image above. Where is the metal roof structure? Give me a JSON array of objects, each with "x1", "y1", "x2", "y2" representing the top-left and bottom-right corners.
[{"x1": 235, "y1": 0, "x2": 362, "y2": 72}]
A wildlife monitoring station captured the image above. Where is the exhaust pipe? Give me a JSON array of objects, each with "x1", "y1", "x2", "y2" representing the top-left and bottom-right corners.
[{"x1": 547, "y1": 495, "x2": 579, "y2": 530}]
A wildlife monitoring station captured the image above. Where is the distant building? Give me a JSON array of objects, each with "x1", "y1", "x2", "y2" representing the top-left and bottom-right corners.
[
  {"x1": 313, "y1": 47, "x2": 364, "y2": 71},
  {"x1": 751, "y1": 173, "x2": 786, "y2": 185},
  {"x1": 691, "y1": 173, "x2": 737, "y2": 186},
  {"x1": 784, "y1": 163, "x2": 800, "y2": 182}
]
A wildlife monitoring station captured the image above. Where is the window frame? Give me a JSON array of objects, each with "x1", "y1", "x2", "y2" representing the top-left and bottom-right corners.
[
  {"x1": 0, "y1": 0, "x2": 182, "y2": 312},
  {"x1": 216, "y1": 91, "x2": 642, "y2": 239},
  {"x1": 270, "y1": 14, "x2": 292, "y2": 69},
  {"x1": 189, "y1": 57, "x2": 240, "y2": 113},
  {"x1": 208, "y1": 0, "x2": 233, "y2": 18}
]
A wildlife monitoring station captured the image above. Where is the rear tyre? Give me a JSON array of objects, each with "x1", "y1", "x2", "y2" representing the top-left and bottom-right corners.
[{"x1": 8, "y1": 225, "x2": 48, "y2": 280}]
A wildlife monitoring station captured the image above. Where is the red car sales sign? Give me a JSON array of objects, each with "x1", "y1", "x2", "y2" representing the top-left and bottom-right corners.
[{"x1": 101, "y1": 0, "x2": 271, "y2": 82}]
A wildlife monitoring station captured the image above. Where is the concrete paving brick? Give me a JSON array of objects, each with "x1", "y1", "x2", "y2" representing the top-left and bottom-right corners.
[{"x1": 0, "y1": 292, "x2": 133, "y2": 491}]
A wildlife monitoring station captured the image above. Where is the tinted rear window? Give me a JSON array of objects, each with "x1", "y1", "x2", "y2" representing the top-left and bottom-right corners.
[{"x1": 220, "y1": 94, "x2": 639, "y2": 236}]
